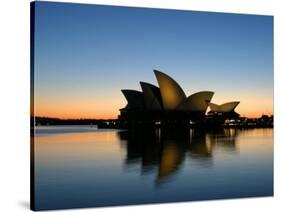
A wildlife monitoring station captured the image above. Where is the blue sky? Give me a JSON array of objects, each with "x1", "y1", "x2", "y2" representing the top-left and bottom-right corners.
[{"x1": 34, "y1": 2, "x2": 273, "y2": 118}]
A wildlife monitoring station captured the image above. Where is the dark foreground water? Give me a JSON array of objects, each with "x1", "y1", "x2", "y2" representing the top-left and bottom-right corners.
[{"x1": 33, "y1": 126, "x2": 273, "y2": 210}]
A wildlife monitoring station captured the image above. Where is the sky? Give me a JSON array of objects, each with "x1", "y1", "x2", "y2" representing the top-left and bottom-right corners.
[{"x1": 33, "y1": 2, "x2": 273, "y2": 119}]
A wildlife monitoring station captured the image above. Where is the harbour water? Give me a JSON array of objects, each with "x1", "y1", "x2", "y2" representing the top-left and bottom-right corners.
[{"x1": 33, "y1": 126, "x2": 273, "y2": 210}]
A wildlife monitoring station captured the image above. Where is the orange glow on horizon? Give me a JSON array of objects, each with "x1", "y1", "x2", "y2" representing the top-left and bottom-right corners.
[
  {"x1": 35, "y1": 108, "x2": 121, "y2": 120},
  {"x1": 34, "y1": 92, "x2": 273, "y2": 119},
  {"x1": 34, "y1": 95, "x2": 126, "y2": 119}
]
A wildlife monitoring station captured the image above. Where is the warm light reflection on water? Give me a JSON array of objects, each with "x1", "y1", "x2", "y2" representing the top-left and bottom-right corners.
[{"x1": 33, "y1": 126, "x2": 273, "y2": 210}]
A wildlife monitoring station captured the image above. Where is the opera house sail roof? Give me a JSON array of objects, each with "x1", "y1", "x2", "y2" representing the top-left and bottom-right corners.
[
  {"x1": 154, "y1": 70, "x2": 186, "y2": 110},
  {"x1": 177, "y1": 91, "x2": 214, "y2": 113},
  {"x1": 119, "y1": 69, "x2": 240, "y2": 125},
  {"x1": 121, "y1": 89, "x2": 144, "y2": 110},
  {"x1": 140, "y1": 82, "x2": 163, "y2": 111},
  {"x1": 209, "y1": 102, "x2": 240, "y2": 113}
]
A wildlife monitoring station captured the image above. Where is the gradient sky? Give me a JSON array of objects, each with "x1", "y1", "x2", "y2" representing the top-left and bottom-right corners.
[{"x1": 34, "y1": 2, "x2": 273, "y2": 119}]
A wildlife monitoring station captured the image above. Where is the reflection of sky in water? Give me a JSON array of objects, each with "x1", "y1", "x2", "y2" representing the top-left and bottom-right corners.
[{"x1": 34, "y1": 127, "x2": 273, "y2": 210}]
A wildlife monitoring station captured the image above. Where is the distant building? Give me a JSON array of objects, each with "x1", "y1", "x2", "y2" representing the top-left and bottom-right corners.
[{"x1": 119, "y1": 70, "x2": 240, "y2": 128}]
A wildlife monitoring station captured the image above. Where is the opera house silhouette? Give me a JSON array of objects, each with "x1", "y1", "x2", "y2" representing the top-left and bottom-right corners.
[{"x1": 119, "y1": 70, "x2": 239, "y2": 128}]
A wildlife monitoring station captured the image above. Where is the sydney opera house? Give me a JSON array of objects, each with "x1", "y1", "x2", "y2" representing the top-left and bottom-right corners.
[{"x1": 118, "y1": 70, "x2": 240, "y2": 128}]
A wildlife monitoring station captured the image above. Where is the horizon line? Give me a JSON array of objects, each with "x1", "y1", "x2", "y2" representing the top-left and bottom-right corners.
[{"x1": 32, "y1": 113, "x2": 274, "y2": 120}]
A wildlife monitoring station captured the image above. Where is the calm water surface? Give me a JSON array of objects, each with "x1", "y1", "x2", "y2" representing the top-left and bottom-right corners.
[{"x1": 33, "y1": 126, "x2": 273, "y2": 210}]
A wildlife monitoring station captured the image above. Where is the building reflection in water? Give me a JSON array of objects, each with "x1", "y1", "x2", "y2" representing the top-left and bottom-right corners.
[{"x1": 118, "y1": 128, "x2": 239, "y2": 184}]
